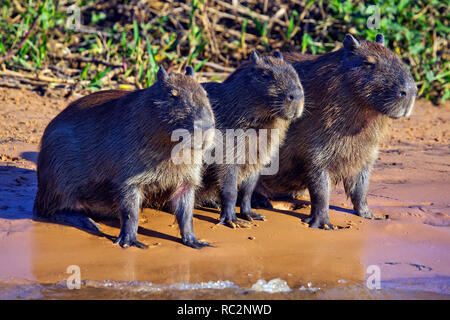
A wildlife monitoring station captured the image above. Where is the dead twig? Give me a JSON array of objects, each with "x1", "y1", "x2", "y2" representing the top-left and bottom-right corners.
[{"x1": 48, "y1": 53, "x2": 123, "y2": 69}]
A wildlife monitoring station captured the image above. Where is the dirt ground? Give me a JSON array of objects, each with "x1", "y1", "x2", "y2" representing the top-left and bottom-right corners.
[{"x1": 0, "y1": 87, "x2": 449, "y2": 299}]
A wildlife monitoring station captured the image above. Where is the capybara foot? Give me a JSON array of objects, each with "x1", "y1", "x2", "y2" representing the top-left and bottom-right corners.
[
  {"x1": 251, "y1": 193, "x2": 273, "y2": 209},
  {"x1": 182, "y1": 235, "x2": 211, "y2": 249},
  {"x1": 114, "y1": 233, "x2": 148, "y2": 249},
  {"x1": 303, "y1": 215, "x2": 334, "y2": 230},
  {"x1": 237, "y1": 211, "x2": 265, "y2": 221},
  {"x1": 217, "y1": 217, "x2": 250, "y2": 229},
  {"x1": 355, "y1": 206, "x2": 374, "y2": 219},
  {"x1": 36, "y1": 210, "x2": 101, "y2": 233},
  {"x1": 200, "y1": 200, "x2": 220, "y2": 209}
]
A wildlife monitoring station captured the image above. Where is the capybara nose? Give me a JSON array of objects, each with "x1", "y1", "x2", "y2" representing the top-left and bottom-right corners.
[
  {"x1": 401, "y1": 81, "x2": 417, "y2": 118},
  {"x1": 193, "y1": 120, "x2": 215, "y2": 150},
  {"x1": 399, "y1": 81, "x2": 417, "y2": 99},
  {"x1": 287, "y1": 88, "x2": 304, "y2": 119}
]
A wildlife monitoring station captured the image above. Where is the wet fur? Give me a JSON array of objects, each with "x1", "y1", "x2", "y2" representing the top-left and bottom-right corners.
[
  {"x1": 197, "y1": 54, "x2": 304, "y2": 224},
  {"x1": 255, "y1": 36, "x2": 417, "y2": 227},
  {"x1": 34, "y1": 70, "x2": 215, "y2": 248}
]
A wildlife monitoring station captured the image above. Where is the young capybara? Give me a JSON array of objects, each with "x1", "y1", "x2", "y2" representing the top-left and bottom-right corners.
[
  {"x1": 197, "y1": 51, "x2": 304, "y2": 228},
  {"x1": 33, "y1": 66, "x2": 216, "y2": 248},
  {"x1": 253, "y1": 34, "x2": 417, "y2": 229}
]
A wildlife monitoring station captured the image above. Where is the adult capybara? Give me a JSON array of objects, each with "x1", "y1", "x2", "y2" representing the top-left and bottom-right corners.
[
  {"x1": 254, "y1": 34, "x2": 417, "y2": 229},
  {"x1": 197, "y1": 51, "x2": 304, "y2": 228},
  {"x1": 33, "y1": 66, "x2": 215, "y2": 248}
]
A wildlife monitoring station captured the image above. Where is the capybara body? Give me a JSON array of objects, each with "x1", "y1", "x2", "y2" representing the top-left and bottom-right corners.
[
  {"x1": 254, "y1": 34, "x2": 417, "y2": 228},
  {"x1": 33, "y1": 66, "x2": 215, "y2": 248},
  {"x1": 197, "y1": 51, "x2": 304, "y2": 227}
]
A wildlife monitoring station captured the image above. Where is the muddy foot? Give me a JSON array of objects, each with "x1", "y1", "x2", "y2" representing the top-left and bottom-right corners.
[
  {"x1": 355, "y1": 206, "x2": 374, "y2": 219},
  {"x1": 303, "y1": 215, "x2": 335, "y2": 230},
  {"x1": 182, "y1": 235, "x2": 212, "y2": 249},
  {"x1": 113, "y1": 234, "x2": 148, "y2": 249},
  {"x1": 217, "y1": 217, "x2": 250, "y2": 229},
  {"x1": 237, "y1": 211, "x2": 265, "y2": 221},
  {"x1": 36, "y1": 210, "x2": 101, "y2": 233}
]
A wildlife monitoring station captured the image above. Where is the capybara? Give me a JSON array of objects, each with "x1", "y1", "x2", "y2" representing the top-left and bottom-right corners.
[
  {"x1": 253, "y1": 34, "x2": 417, "y2": 229},
  {"x1": 33, "y1": 66, "x2": 215, "y2": 248},
  {"x1": 197, "y1": 51, "x2": 304, "y2": 228}
]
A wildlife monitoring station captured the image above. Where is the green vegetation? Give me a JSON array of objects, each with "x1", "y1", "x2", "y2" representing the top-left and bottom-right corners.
[{"x1": 0, "y1": 0, "x2": 448, "y2": 104}]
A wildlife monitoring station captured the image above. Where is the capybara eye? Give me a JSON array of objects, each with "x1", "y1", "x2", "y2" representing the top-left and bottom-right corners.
[
  {"x1": 363, "y1": 61, "x2": 375, "y2": 69},
  {"x1": 262, "y1": 72, "x2": 273, "y2": 80}
]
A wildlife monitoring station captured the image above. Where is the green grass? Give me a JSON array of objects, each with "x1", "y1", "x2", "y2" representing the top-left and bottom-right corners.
[{"x1": 0, "y1": 0, "x2": 448, "y2": 104}]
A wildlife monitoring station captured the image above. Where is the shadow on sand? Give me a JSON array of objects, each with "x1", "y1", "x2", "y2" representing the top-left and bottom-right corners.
[
  {"x1": 0, "y1": 162, "x2": 183, "y2": 246},
  {"x1": 20, "y1": 151, "x2": 39, "y2": 165}
]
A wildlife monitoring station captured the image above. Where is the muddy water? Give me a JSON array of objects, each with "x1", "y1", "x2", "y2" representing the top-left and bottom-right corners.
[
  {"x1": 0, "y1": 204, "x2": 449, "y2": 299},
  {"x1": 0, "y1": 88, "x2": 449, "y2": 299}
]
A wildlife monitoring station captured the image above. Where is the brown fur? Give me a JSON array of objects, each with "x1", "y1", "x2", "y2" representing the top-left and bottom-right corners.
[
  {"x1": 196, "y1": 52, "x2": 304, "y2": 224},
  {"x1": 33, "y1": 67, "x2": 215, "y2": 248},
  {"x1": 256, "y1": 35, "x2": 417, "y2": 222}
]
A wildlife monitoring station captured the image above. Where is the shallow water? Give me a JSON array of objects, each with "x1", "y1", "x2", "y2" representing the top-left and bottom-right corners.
[{"x1": 1, "y1": 277, "x2": 449, "y2": 300}]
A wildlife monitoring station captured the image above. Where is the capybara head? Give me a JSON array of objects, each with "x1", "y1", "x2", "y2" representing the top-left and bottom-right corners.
[
  {"x1": 155, "y1": 66, "x2": 215, "y2": 150},
  {"x1": 227, "y1": 50, "x2": 304, "y2": 121},
  {"x1": 341, "y1": 33, "x2": 417, "y2": 118}
]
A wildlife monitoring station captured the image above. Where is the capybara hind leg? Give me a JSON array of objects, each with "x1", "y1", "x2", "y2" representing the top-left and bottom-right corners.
[
  {"x1": 251, "y1": 191, "x2": 273, "y2": 209},
  {"x1": 35, "y1": 209, "x2": 101, "y2": 232},
  {"x1": 114, "y1": 186, "x2": 148, "y2": 249},
  {"x1": 170, "y1": 186, "x2": 210, "y2": 249},
  {"x1": 238, "y1": 173, "x2": 265, "y2": 221},
  {"x1": 199, "y1": 199, "x2": 220, "y2": 209},
  {"x1": 345, "y1": 167, "x2": 374, "y2": 219},
  {"x1": 219, "y1": 166, "x2": 249, "y2": 228},
  {"x1": 303, "y1": 170, "x2": 334, "y2": 229}
]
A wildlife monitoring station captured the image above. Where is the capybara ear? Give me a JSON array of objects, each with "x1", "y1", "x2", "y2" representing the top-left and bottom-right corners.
[
  {"x1": 185, "y1": 66, "x2": 195, "y2": 77},
  {"x1": 157, "y1": 66, "x2": 169, "y2": 82},
  {"x1": 376, "y1": 34, "x2": 385, "y2": 46},
  {"x1": 273, "y1": 51, "x2": 283, "y2": 60},
  {"x1": 343, "y1": 34, "x2": 360, "y2": 50},
  {"x1": 250, "y1": 50, "x2": 261, "y2": 64}
]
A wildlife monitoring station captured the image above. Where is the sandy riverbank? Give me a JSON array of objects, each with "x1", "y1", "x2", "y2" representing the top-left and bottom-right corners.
[{"x1": 0, "y1": 87, "x2": 449, "y2": 299}]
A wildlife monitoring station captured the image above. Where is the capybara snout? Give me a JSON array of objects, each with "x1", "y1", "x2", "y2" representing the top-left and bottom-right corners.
[
  {"x1": 395, "y1": 77, "x2": 417, "y2": 118},
  {"x1": 284, "y1": 86, "x2": 304, "y2": 119}
]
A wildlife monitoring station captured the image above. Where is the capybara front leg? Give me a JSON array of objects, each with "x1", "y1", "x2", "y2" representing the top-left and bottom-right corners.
[
  {"x1": 114, "y1": 186, "x2": 148, "y2": 249},
  {"x1": 170, "y1": 185, "x2": 210, "y2": 249},
  {"x1": 219, "y1": 166, "x2": 249, "y2": 228},
  {"x1": 345, "y1": 167, "x2": 374, "y2": 219},
  {"x1": 304, "y1": 170, "x2": 334, "y2": 229},
  {"x1": 238, "y1": 173, "x2": 265, "y2": 221}
]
